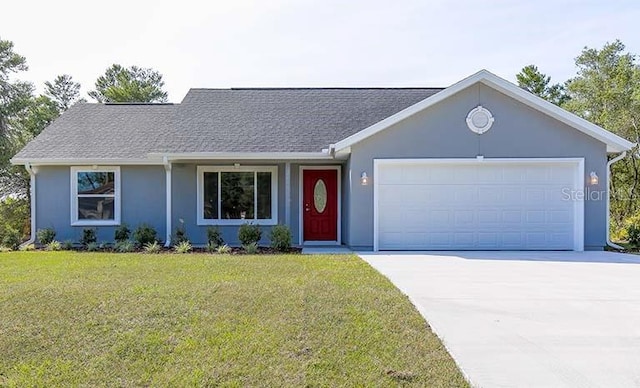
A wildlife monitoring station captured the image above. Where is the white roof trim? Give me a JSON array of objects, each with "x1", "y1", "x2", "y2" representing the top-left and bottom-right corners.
[
  {"x1": 332, "y1": 69, "x2": 635, "y2": 153},
  {"x1": 11, "y1": 152, "x2": 341, "y2": 166},
  {"x1": 10, "y1": 158, "x2": 165, "y2": 166},
  {"x1": 149, "y1": 152, "x2": 340, "y2": 160}
]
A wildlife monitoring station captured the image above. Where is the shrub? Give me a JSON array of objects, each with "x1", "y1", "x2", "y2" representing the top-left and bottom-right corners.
[
  {"x1": 144, "y1": 241, "x2": 162, "y2": 254},
  {"x1": 174, "y1": 240, "x2": 192, "y2": 254},
  {"x1": 628, "y1": 225, "x2": 640, "y2": 246},
  {"x1": 37, "y1": 228, "x2": 56, "y2": 245},
  {"x1": 20, "y1": 243, "x2": 36, "y2": 251},
  {"x1": 625, "y1": 214, "x2": 640, "y2": 246},
  {"x1": 114, "y1": 224, "x2": 131, "y2": 243},
  {"x1": 81, "y1": 228, "x2": 97, "y2": 246},
  {"x1": 243, "y1": 242, "x2": 259, "y2": 254},
  {"x1": 85, "y1": 242, "x2": 100, "y2": 252},
  {"x1": 115, "y1": 240, "x2": 136, "y2": 253},
  {"x1": 238, "y1": 223, "x2": 261, "y2": 246},
  {"x1": 611, "y1": 226, "x2": 628, "y2": 243},
  {"x1": 133, "y1": 224, "x2": 157, "y2": 247},
  {"x1": 269, "y1": 224, "x2": 292, "y2": 251},
  {"x1": 1, "y1": 227, "x2": 22, "y2": 250},
  {"x1": 207, "y1": 226, "x2": 224, "y2": 247},
  {"x1": 216, "y1": 244, "x2": 232, "y2": 254},
  {"x1": 62, "y1": 240, "x2": 74, "y2": 250},
  {"x1": 0, "y1": 197, "x2": 29, "y2": 247},
  {"x1": 206, "y1": 242, "x2": 217, "y2": 253},
  {"x1": 172, "y1": 220, "x2": 188, "y2": 245},
  {"x1": 46, "y1": 240, "x2": 62, "y2": 251}
]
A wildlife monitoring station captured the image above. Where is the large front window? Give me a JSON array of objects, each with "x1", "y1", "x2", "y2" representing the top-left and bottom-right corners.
[
  {"x1": 197, "y1": 166, "x2": 278, "y2": 225},
  {"x1": 71, "y1": 166, "x2": 121, "y2": 226}
]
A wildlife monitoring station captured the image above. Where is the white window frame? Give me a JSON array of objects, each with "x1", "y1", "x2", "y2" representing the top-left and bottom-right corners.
[
  {"x1": 70, "y1": 166, "x2": 121, "y2": 226},
  {"x1": 197, "y1": 166, "x2": 278, "y2": 226}
]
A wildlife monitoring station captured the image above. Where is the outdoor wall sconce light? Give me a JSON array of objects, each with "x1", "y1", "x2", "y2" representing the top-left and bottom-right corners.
[
  {"x1": 360, "y1": 172, "x2": 369, "y2": 186},
  {"x1": 589, "y1": 171, "x2": 599, "y2": 185}
]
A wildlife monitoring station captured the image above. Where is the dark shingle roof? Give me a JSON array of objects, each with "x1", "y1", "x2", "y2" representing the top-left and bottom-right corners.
[{"x1": 14, "y1": 88, "x2": 442, "y2": 160}]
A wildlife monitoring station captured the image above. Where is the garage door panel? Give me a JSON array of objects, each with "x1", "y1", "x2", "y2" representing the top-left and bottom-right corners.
[
  {"x1": 405, "y1": 187, "x2": 431, "y2": 203},
  {"x1": 429, "y1": 168, "x2": 451, "y2": 184},
  {"x1": 379, "y1": 232, "x2": 404, "y2": 248},
  {"x1": 478, "y1": 210, "x2": 499, "y2": 223},
  {"x1": 478, "y1": 232, "x2": 498, "y2": 246},
  {"x1": 403, "y1": 166, "x2": 432, "y2": 184},
  {"x1": 378, "y1": 212, "x2": 405, "y2": 229},
  {"x1": 478, "y1": 187, "x2": 500, "y2": 202},
  {"x1": 429, "y1": 210, "x2": 450, "y2": 224},
  {"x1": 502, "y1": 232, "x2": 523, "y2": 246},
  {"x1": 378, "y1": 185, "x2": 402, "y2": 202},
  {"x1": 551, "y1": 165, "x2": 576, "y2": 180},
  {"x1": 547, "y1": 187, "x2": 570, "y2": 201},
  {"x1": 550, "y1": 232, "x2": 573, "y2": 246},
  {"x1": 549, "y1": 210, "x2": 572, "y2": 223},
  {"x1": 454, "y1": 187, "x2": 476, "y2": 201},
  {"x1": 429, "y1": 186, "x2": 456, "y2": 202},
  {"x1": 376, "y1": 161, "x2": 580, "y2": 250},
  {"x1": 524, "y1": 167, "x2": 550, "y2": 183},
  {"x1": 454, "y1": 232, "x2": 475, "y2": 246},
  {"x1": 477, "y1": 168, "x2": 502, "y2": 183},
  {"x1": 454, "y1": 210, "x2": 474, "y2": 225},
  {"x1": 503, "y1": 167, "x2": 525, "y2": 182},
  {"x1": 526, "y1": 188, "x2": 546, "y2": 202},
  {"x1": 501, "y1": 210, "x2": 523, "y2": 223},
  {"x1": 526, "y1": 210, "x2": 546, "y2": 223},
  {"x1": 526, "y1": 232, "x2": 547, "y2": 246},
  {"x1": 430, "y1": 232, "x2": 451, "y2": 245}
]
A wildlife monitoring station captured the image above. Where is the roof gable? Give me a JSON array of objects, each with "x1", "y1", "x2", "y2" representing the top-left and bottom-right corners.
[{"x1": 332, "y1": 70, "x2": 634, "y2": 153}]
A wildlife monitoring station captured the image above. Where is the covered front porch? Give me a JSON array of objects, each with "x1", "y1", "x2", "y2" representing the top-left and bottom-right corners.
[{"x1": 161, "y1": 154, "x2": 350, "y2": 247}]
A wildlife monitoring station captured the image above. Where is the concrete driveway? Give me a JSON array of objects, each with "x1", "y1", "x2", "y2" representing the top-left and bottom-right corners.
[{"x1": 359, "y1": 251, "x2": 640, "y2": 388}]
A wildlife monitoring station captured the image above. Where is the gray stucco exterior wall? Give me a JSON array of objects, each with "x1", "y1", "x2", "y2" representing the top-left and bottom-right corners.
[
  {"x1": 345, "y1": 84, "x2": 608, "y2": 250},
  {"x1": 35, "y1": 165, "x2": 166, "y2": 242}
]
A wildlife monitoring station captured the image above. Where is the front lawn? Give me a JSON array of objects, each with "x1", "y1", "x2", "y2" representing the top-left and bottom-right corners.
[{"x1": 0, "y1": 252, "x2": 467, "y2": 387}]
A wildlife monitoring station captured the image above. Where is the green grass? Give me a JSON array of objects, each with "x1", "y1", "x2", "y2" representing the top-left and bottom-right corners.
[{"x1": 0, "y1": 252, "x2": 467, "y2": 387}]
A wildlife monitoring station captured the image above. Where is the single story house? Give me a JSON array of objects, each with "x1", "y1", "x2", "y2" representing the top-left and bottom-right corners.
[{"x1": 11, "y1": 70, "x2": 634, "y2": 251}]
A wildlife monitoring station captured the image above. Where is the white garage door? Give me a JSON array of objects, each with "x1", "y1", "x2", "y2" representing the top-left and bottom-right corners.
[{"x1": 375, "y1": 159, "x2": 583, "y2": 251}]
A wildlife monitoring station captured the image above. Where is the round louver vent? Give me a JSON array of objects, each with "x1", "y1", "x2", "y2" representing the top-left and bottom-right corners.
[{"x1": 466, "y1": 106, "x2": 494, "y2": 134}]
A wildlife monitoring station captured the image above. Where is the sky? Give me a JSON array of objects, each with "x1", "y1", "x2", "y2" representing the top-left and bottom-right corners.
[{"x1": 4, "y1": 0, "x2": 640, "y2": 102}]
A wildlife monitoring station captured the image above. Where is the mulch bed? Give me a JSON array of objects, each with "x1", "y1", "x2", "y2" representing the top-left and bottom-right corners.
[{"x1": 30, "y1": 245, "x2": 303, "y2": 254}]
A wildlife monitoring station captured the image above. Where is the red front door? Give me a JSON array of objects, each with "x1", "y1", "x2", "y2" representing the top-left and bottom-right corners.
[{"x1": 303, "y1": 169, "x2": 338, "y2": 241}]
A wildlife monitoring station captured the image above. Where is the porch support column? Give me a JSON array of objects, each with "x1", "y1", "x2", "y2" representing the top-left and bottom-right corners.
[
  {"x1": 285, "y1": 162, "x2": 291, "y2": 227},
  {"x1": 163, "y1": 157, "x2": 172, "y2": 247},
  {"x1": 24, "y1": 163, "x2": 37, "y2": 246}
]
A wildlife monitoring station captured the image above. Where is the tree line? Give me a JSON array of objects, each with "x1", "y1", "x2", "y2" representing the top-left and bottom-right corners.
[
  {"x1": 0, "y1": 37, "x2": 169, "y2": 244},
  {"x1": 0, "y1": 37, "x2": 168, "y2": 197},
  {"x1": 516, "y1": 40, "x2": 640, "y2": 234}
]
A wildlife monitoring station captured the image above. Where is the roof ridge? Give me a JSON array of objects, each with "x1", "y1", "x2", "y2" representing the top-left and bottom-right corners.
[
  {"x1": 188, "y1": 87, "x2": 445, "y2": 91},
  {"x1": 103, "y1": 102, "x2": 175, "y2": 105}
]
